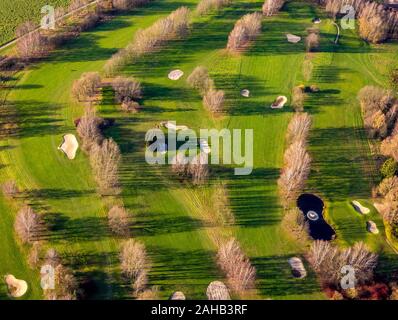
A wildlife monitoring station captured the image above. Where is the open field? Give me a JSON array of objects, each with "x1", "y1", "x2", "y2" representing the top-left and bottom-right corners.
[{"x1": 1, "y1": 0, "x2": 398, "y2": 300}]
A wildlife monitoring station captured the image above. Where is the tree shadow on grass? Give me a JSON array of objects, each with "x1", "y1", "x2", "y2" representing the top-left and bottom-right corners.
[{"x1": 253, "y1": 254, "x2": 322, "y2": 298}]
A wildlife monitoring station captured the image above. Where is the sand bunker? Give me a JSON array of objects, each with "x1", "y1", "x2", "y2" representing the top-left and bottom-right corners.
[
  {"x1": 58, "y1": 134, "x2": 79, "y2": 160},
  {"x1": 352, "y1": 200, "x2": 370, "y2": 214},
  {"x1": 199, "y1": 139, "x2": 211, "y2": 154},
  {"x1": 241, "y1": 89, "x2": 250, "y2": 97},
  {"x1": 162, "y1": 121, "x2": 189, "y2": 131},
  {"x1": 271, "y1": 96, "x2": 287, "y2": 109},
  {"x1": 206, "y1": 281, "x2": 231, "y2": 300},
  {"x1": 4, "y1": 275, "x2": 28, "y2": 298},
  {"x1": 367, "y1": 220, "x2": 379, "y2": 234},
  {"x1": 288, "y1": 257, "x2": 307, "y2": 278},
  {"x1": 286, "y1": 34, "x2": 301, "y2": 43},
  {"x1": 168, "y1": 70, "x2": 184, "y2": 80},
  {"x1": 170, "y1": 291, "x2": 186, "y2": 300}
]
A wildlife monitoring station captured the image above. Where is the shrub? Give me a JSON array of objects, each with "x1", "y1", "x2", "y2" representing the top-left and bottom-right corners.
[
  {"x1": 72, "y1": 72, "x2": 101, "y2": 102},
  {"x1": 120, "y1": 239, "x2": 149, "y2": 294},
  {"x1": 14, "y1": 206, "x2": 41, "y2": 243},
  {"x1": 217, "y1": 238, "x2": 256, "y2": 293},
  {"x1": 187, "y1": 66, "x2": 214, "y2": 95},
  {"x1": 90, "y1": 138, "x2": 121, "y2": 195},
  {"x1": 380, "y1": 158, "x2": 398, "y2": 178},
  {"x1": 203, "y1": 89, "x2": 225, "y2": 113},
  {"x1": 108, "y1": 205, "x2": 130, "y2": 237}
]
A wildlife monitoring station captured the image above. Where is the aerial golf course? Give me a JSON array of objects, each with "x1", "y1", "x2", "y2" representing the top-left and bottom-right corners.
[{"x1": 1, "y1": 0, "x2": 398, "y2": 300}]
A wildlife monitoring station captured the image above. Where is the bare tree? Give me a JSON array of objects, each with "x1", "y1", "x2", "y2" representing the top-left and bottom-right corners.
[
  {"x1": 286, "y1": 112, "x2": 312, "y2": 144},
  {"x1": 196, "y1": 0, "x2": 231, "y2": 15},
  {"x1": 217, "y1": 238, "x2": 256, "y2": 294},
  {"x1": 108, "y1": 205, "x2": 130, "y2": 237},
  {"x1": 302, "y1": 59, "x2": 313, "y2": 82},
  {"x1": 90, "y1": 138, "x2": 121, "y2": 195},
  {"x1": 187, "y1": 66, "x2": 214, "y2": 95},
  {"x1": 44, "y1": 264, "x2": 78, "y2": 300},
  {"x1": 112, "y1": 76, "x2": 142, "y2": 104},
  {"x1": 262, "y1": 0, "x2": 285, "y2": 16},
  {"x1": 203, "y1": 89, "x2": 225, "y2": 114},
  {"x1": 77, "y1": 107, "x2": 103, "y2": 153},
  {"x1": 45, "y1": 248, "x2": 61, "y2": 267},
  {"x1": 305, "y1": 30, "x2": 320, "y2": 52},
  {"x1": 16, "y1": 21, "x2": 45, "y2": 59},
  {"x1": 227, "y1": 13, "x2": 262, "y2": 51},
  {"x1": 381, "y1": 134, "x2": 398, "y2": 162},
  {"x1": 281, "y1": 208, "x2": 310, "y2": 242},
  {"x1": 2, "y1": 180, "x2": 19, "y2": 198},
  {"x1": 291, "y1": 86, "x2": 306, "y2": 112},
  {"x1": 188, "y1": 152, "x2": 209, "y2": 184},
  {"x1": 213, "y1": 182, "x2": 235, "y2": 225},
  {"x1": 72, "y1": 72, "x2": 101, "y2": 102},
  {"x1": 359, "y1": 4, "x2": 389, "y2": 43},
  {"x1": 120, "y1": 239, "x2": 149, "y2": 295},
  {"x1": 14, "y1": 206, "x2": 41, "y2": 243},
  {"x1": 28, "y1": 241, "x2": 42, "y2": 268}
]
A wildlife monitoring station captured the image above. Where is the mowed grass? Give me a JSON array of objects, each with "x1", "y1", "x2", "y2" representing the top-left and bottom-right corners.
[
  {"x1": 1, "y1": 0, "x2": 398, "y2": 300},
  {"x1": 0, "y1": 0, "x2": 70, "y2": 46}
]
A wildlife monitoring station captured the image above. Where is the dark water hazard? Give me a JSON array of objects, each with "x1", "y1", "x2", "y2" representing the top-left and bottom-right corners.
[{"x1": 297, "y1": 193, "x2": 336, "y2": 241}]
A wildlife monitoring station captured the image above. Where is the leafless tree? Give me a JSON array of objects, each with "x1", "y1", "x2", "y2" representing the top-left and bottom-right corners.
[
  {"x1": 286, "y1": 112, "x2": 312, "y2": 144},
  {"x1": 2, "y1": 180, "x2": 19, "y2": 198},
  {"x1": 291, "y1": 86, "x2": 306, "y2": 112},
  {"x1": 302, "y1": 59, "x2": 313, "y2": 82},
  {"x1": 187, "y1": 66, "x2": 214, "y2": 95},
  {"x1": 359, "y1": 4, "x2": 389, "y2": 43},
  {"x1": 281, "y1": 208, "x2": 310, "y2": 242},
  {"x1": 28, "y1": 241, "x2": 42, "y2": 268},
  {"x1": 203, "y1": 89, "x2": 225, "y2": 114},
  {"x1": 90, "y1": 138, "x2": 121, "y2": 195},
  {"x1": 16, "y1": 21, "x2": 46, "y2": 60},
  {"x1": 108, "y1": 205, "x2": 130, "y2": 237},
  {"x1": 44, "y1": 264, "x2": 78, "y2": 300},
  {"x1": 227, "y1": 13, "x2": 262, "y2": 51},
  {"x1": 213, "y1": 182, "x2": 235, "y2": 225},
  {"x1": 14, "y1": 206, "x2": 41, "y2": 243},
  {"x1": 381, "y1": 134, "x2": 398, "y2": 162},
  {"x1": 305, "y1": 31, "x2": 320, "y2": 52},
  {"x1": 262, "y1": 0, "x2": 285, "y2": 16},
  {"x1": 217, "y1": 238, "x2": 256, "y2": 294},
  {"x1": 188, "y1": 152, "x2": 209, "y2": 184},
  {"x1": 45, "y1": 248, "x2": 61, "y2": 267},
  {"x1": 112, "y1": 76, "x2": 142, "y2": 104},
  {"x1": 196, "y1": 0, "x2": 231, "y2": 15},
  {"x1": 72, "y1": 72, "x2": 101, "y2": 102},
  {"x1": 120, "y1": 239, "x2": 149, "y2": 295},
  {"x1": 77, "y1": 107, "x2": 103, "y2": 153}
]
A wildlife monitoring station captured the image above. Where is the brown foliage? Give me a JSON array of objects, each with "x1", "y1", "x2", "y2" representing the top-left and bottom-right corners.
[
  {"x1": 44, "y1": 264, "x2": 78, "y2": 300},
  {"x1": 187, "y1": 66, "x2": 214, "y2": 95},
  {"x1": 286, "y1": 112, "x2": 312, "y2": 144},
  {"x1": 281, "y1": 208, "x2": 310, "y2": 243},
  {"x1": 262, "y1": 0, "x2": 285, "y2": 16},
  {"x1": 305, "y1": 30, "x2": 320, "y2": 52},
  {"x1": 112, "y1": 76, "x2": 142, "y2": 104},
  {"x1": 77, "y1": 107, "x2": 103, "y2": 153},
  {"x1": 120, "y1": 239, "x2": 149, "y2": 294},
  {"x1": 213, "y1": 182, "x2": 235, "y2": 225},
  {"x1": 14, "y1": 206, "x2": 41, "y2": 243},
  {"x1": 217, "y1": 238, "x2": 256, "y2": 294},
  {"x1": 16, "y1": 21, "x2": 46, "y2": 59},
  {"x1": 196, "y1": 0, "x2": 231, "y2": 15},
  {"x1": 108, "y1": 205, "x2": 130, "y2": 237},
  {"x1": 28, "y1": 241, "x2": 42, "y2": 268},
  {"x1": 291, "y1": 86, "x2": 306, "y2": 112},
  {"x1": 302, "y1": 59, "x2": 313, "y2": 82}
]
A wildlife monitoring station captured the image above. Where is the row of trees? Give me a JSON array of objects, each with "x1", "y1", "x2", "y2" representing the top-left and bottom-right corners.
[
  {"x1": 187, "y1": 66, "x2": 225, "y2": 114},
  {"x1": 278, "y1": 113, "x2": 312, "y2": 207},
  {"x1": 324, "y1": 0, "x2": 398, "y2": 43},
  {"x1": 227, "y1": 12, "x2": 263, "y2": 52},
  {"x1": 357, "y1": 85, "x2": 398, "y2": 139},
  {"x1": 104, "y1": 7, "x2": 191, "y2": 75},
  {"x1": 196, "y1": 0, "x2": 231, "y2": 15},
  {"x1": 217, "y1": 238, "x2": 256, "y2": 295},
  {"x1": 308, "y1": 240, "x2": 378, "y2": 293}
]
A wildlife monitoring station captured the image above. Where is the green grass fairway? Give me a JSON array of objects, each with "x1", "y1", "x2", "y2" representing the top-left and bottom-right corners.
[{"x1": 1, "y1": 0, "x2": 398, "y2": 300}]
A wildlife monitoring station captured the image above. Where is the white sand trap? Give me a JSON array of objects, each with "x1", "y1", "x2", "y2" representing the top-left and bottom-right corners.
[
  {"x1": 241, "y1": 89, "x2": 250, "y2": 97},
  {"x1": 163, "y1": 121, "x2": 189, "y2": 131},
  {"x1": 206, "y1": 281, "x2": 231, "y2": 300},
  {"x1": 170, "y1": 291, "x2": 186, "y2": 300},
  {"x1": 352, "y1": 200, "x2": 370, "y2": 214},
  {"x1": 286, "y1": 34, "x2": 301, "y2": 43},
  {"x1": 4, "y1": 275, "x2": 28, "y2": 298},
  {"x1": 168, "y1": 70, "x2": 184, "y2": 80},
  {"x1": 199, "y1": 139, "x2": 211, "y2": 154},
  {"x1": 271, "y1": 96, "x2": 288, "y2": 109},
  {"x1": 58, "y1": 134, "x2": 79, "y2": 160},
  {"x1": 288, "y1": 257, "x2": 307, "y2": 278},
  {"x1": 367, "y1": 221, "x2": 379, "y2": 234}
]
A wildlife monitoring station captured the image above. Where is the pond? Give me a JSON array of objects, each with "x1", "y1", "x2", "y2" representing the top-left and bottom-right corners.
[{"x1": 297, "y1": 193, "x2": 336, "y2": 241}]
